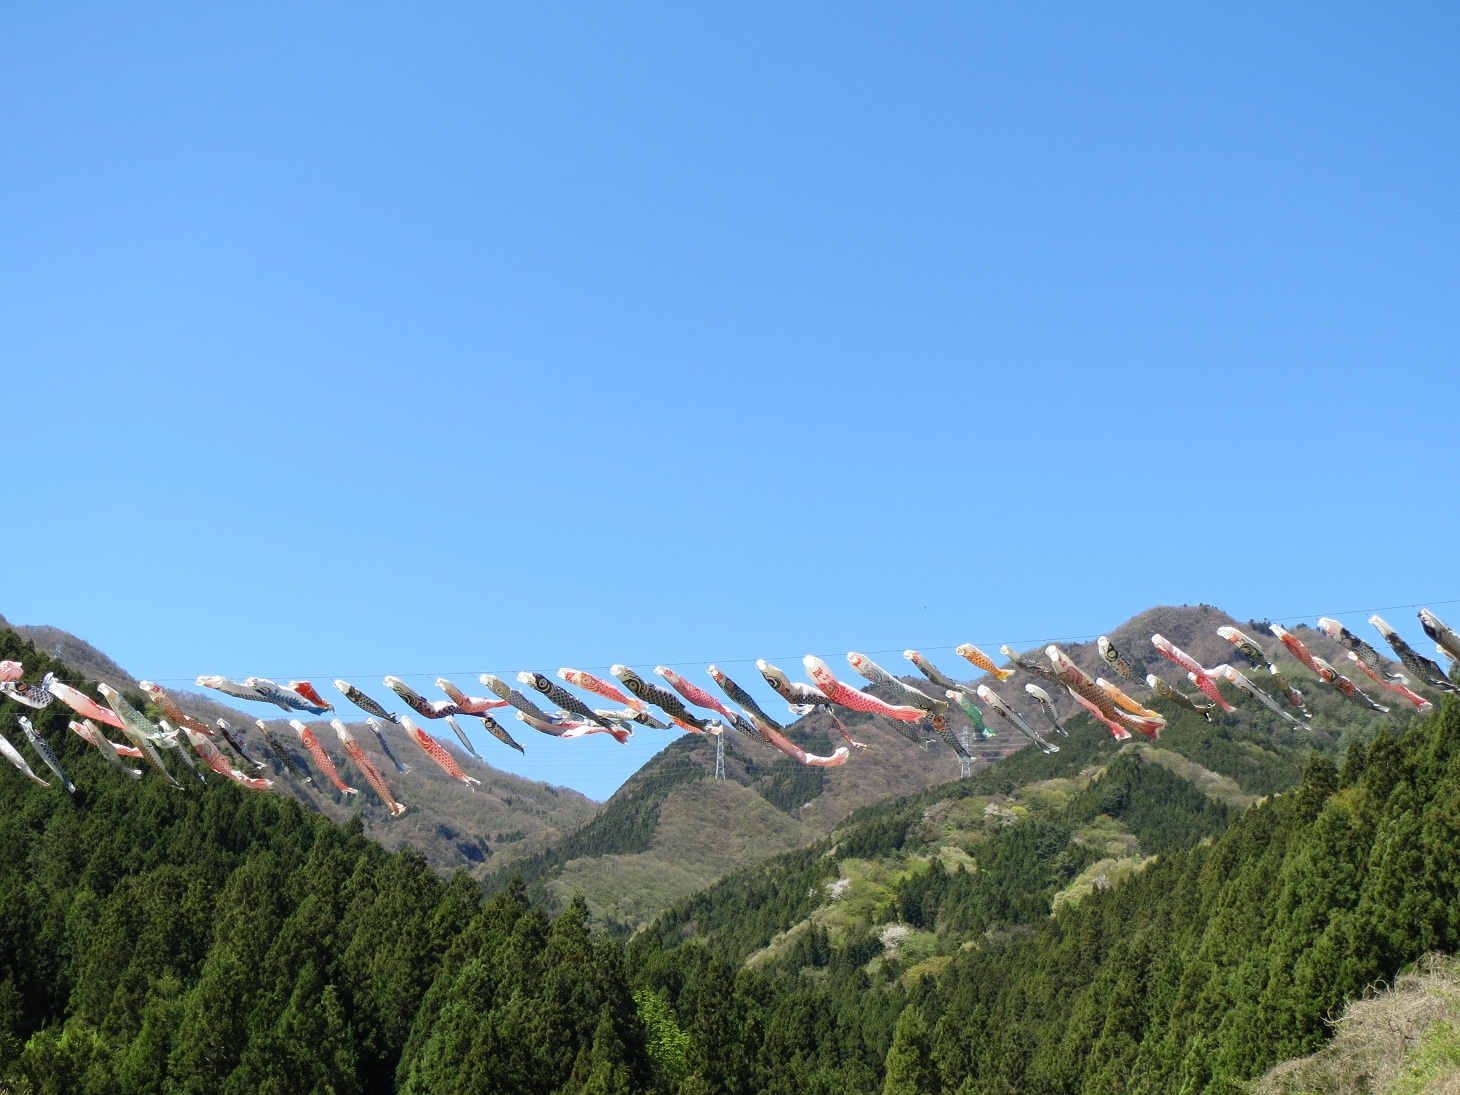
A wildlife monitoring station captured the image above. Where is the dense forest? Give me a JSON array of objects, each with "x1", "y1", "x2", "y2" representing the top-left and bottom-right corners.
[
  {"x1": 628, "y1": 696, "x2": 1460, "y2": 1094},
  {"x1": 1, "y1": 620, "x2": 1456, "y2": 1093}
]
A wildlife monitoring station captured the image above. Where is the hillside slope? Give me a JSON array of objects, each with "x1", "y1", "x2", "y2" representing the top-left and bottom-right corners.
[
  {"x1": 489, "y1": 674, "x2": 1028, "y2": 931},
  {"x1": 494, "y1": 603, "x2": 1409, "y2": 931},
  {"x1": 619, "y1": 691, "x2": 1455, "y2": 1094},
  {"x1": 0, "y1": 620, "x2": 597, "y2": 877},
  {"x1": 1256, "y1": 953, "x2": 1460, "y2": 1095}
]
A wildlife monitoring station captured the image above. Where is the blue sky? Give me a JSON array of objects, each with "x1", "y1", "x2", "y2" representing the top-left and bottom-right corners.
[{"x1": 2, "y1": 2, "x2": 1456, "y2": 799}]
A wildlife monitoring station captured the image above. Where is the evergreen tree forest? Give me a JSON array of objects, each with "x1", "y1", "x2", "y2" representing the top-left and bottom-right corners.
[{"x1": 2, "y1": 617, "x2": 1459, "y2": 1093}]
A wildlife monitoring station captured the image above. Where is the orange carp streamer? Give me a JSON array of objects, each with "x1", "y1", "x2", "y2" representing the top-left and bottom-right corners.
[
  {"x1": 955, "y1": 644, "x2": 1014, "y2": 681},
  {"x1": 1095, "y1": 677, "x2": 1160, "y2": 718}
]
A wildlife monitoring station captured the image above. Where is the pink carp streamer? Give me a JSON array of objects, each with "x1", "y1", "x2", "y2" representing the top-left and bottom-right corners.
[
  {"x1": 69, "y1": 720, "x2": 143, "y2": 777},
  {"x1": 800, "y1": 659, "x2": 922, "y2": 721},
  {"x1": 140, "y1": 681, "x2": 212, "y2": 736},
  {"x1": 0, "y1": 660, "x2": 22, "y2": 683},
  {"x1": 289, "y1": 720, "x2": 358, "y2": 794},
  {"x1": 50, "y1": 680, "x2": 125, "y2": 729},
  {"x1": 1150, "y1": 635, "x2": 1235, "y2": 712},
  {"x1": 1188, "y1": 670, "x2": 1232, "y2": 711},
  {"x1": 956, "y1": 644, "x2": 1014, "y2": 681},
  {"x1": 1344, "y1": 653, "x2": 1433, "y2": 712},
  {"x1": 84, "y1": 722, "x2": 141, "y2": 757},
  {"x1": 1095, "y1": 677, "x2": 1160, "y2": 718},
  {"x1": 803, "y1": 657, "x2": 924, "y2": 721},
  {"x1": 185, "y1": 728, "x2": 273, "y2": 791},
  {"x1": 331, "y1": 720, "x2": 406, "y2": 815},
  {"x1": 1065, "y1": 688, "x2": 1131, "y2": 742},
  {"x1": 74, "y1": 719, "x2": 143, "y2": 757},
  {"x1": 401, "y1": 716, "x2": 481, "y2": 786},
  {"x1": 1267, "y1": 625, "x2": 1330, "y2": 680},
  {"x1": 765, "y1": 722, "x2": 850, "y2": 767},
  {"x1": 559, "y1": 669, "x2": 647, "y2": 712},
  {"x1": 656, "y1": 667, "x2": 738, "y2": 723},
  {"x1": 436, "y1": 678, "x2": 509, "y2": 714}
]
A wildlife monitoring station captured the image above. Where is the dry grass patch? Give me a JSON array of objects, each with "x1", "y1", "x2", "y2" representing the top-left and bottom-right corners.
[{"x1": 1256, "y1": 954, "x2": 1460, "y2": 1095}]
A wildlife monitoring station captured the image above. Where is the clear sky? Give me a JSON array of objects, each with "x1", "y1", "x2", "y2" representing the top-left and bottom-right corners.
[{"x1": 2, "y1": 3, "x2": 1456, "y2": 800}]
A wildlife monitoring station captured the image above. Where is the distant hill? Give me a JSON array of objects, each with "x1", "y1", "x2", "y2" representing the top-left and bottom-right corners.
[{"x1": 0, "y1": 615, "x2": 597, "y2": 878}]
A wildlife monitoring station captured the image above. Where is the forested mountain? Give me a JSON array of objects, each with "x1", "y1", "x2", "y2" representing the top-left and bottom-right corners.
[
  {"x1": 1, "y1": 605, "x2": 1454, "y2": 1094},
  {"x1": 0, "y1": 618, "x2": 597, "y2": 877},
  {"x1": 622, "y1": 694, "x2": 1459, "y2": 1094}
]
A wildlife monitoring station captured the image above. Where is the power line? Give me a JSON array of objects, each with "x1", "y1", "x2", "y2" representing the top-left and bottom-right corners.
[{"x1": 134, "y1": 595, "x2": 1460, "y2": 686}]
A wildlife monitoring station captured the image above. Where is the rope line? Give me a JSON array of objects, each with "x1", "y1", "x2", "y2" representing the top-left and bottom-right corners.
[{"x1": 132, "y1": 596, "x2": 1460, "y2": 685}]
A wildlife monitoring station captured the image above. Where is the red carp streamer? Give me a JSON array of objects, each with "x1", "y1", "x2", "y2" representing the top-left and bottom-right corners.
[
  {"x1": 1151, "y1": 635, "x2": 1235, "y2": 712},
  {"x1": 1345, "y1": 652, "x2": 1432, "y2": 711},
  {"x1": 331, "y1": 721, "x2": 406, "y2": 815},
  {"x1": 289, "y1": 720, "x2": 358, "y2": 794},
  {"x1": 401, "y1": 716, "x2": 481, "y2": 786}
]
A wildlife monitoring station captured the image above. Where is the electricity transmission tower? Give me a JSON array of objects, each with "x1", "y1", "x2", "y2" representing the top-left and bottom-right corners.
[
  {"x1": 959, "y1": 726, "x2": 972, "y2": 779},
  {"x1": 714, "y1": 731, "x2": 725, "y2": 780}
]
